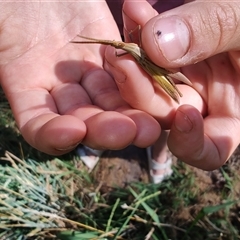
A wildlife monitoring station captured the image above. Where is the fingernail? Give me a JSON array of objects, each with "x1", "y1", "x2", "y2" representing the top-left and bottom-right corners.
[
  {"x1": 105, "y1": 58, "x2": 127, "y2": 83},
  {"x1": 153, "y1": 16, "x2": 190, "y2": 61},
  {"x1": 174, "y1": 110, "x2": 193, "y2": 133},
  {"x1": 56, "y1": 142, "x2": 80, "y2": 151}
]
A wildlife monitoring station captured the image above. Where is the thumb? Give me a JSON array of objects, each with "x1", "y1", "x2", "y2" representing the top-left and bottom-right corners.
[
  {"x1": 141, "y1": 1, "x2": 240, "y2": 67},
  {"x1": 168, "y1": 105, "x2": 240, "y2": 171}
]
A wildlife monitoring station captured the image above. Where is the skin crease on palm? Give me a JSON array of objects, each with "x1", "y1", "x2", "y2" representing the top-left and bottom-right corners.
[
  {"x1": 0, "y1": 1, "x2": 161, "y2": 155},
  {"x1": 105, "y1": 0, "x2": 240, "y2": 171}
]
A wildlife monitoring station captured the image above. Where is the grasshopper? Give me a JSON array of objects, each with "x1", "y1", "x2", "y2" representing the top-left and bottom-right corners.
[{"x1": 71, "y1": 35, "x2": 192, "y2": 103}]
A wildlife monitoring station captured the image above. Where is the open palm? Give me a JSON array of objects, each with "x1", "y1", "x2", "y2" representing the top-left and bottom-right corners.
[{"x1": 0, "y1": 2, "x2": 160, "y2": 155}]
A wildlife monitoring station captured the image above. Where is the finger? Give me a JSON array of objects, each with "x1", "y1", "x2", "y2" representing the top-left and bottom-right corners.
[
  {"x1": 141, "y1": 1, "x2": 240, "y2": 67},
  {"x1": 8, "y1": 87, "x2": 139, "y2": 153},
  {"x1": 123, "y1": 0, "x2": 185, "y2": 28},
  {"x1": 168, "y1": 105, "x2": 240, "y2": 170},
  {"x1": 122, "y1": 0, "x2": 157, "y2": 43},
  {"x1": 80, "y1": 68, "x2": 161, "y2": 147},
  {"x1": 80, "y1": 68, "x2": 127, "y2": 111},
  {"x1": 21, "y1": 113, "x2": 87, "y2": 155},
  {"x1": 118, "y1": 108, "x2": 161, "y2": 147},
  {"x1": 52, "y1": 68, "x2": 148, "y2": 149},
  {"x1": 5, "y1": 88, "x2": 86, "y2": 155},
  {"x1": 83, "y1": 111, "x2": 139, "y2": 149},
  {"x1": 105, "y1": 46, "x2": 175, "y2": 126},
  {"x1": 104, "y1": 46, "x2": 205, "y2": 129},
  {"x1": 3, "y1": 54, "x2": 145, "y2": 154}
]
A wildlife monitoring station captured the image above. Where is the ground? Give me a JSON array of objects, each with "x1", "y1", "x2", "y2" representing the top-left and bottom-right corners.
[
  {"x1": 92, "y1": 144, "x2": 240, "y2": 236},
  {"x1": 93, "y1": 144, "x2": 240, "y2": 191}
]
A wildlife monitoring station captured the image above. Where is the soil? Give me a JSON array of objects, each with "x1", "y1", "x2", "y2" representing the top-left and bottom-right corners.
[
  {"x1": 93, "y1": 145, "x2": 240, "y2": 190},
  {"x1": 92, "y1": 145, "x2": 149, "y2": 189},
  {"x1": 92, "y1": 144, "x2": 240, "y2": 228}
]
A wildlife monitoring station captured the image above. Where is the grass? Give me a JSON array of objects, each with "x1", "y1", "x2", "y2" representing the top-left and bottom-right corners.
[{"x1": 0, "y1": 88, "x2": 240, "y2": 240}]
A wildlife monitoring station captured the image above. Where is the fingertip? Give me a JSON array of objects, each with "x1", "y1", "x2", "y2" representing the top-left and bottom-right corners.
[
  {"x1": 119, "y1": 108, "x2": 161, "y2": 147},
  {"x1": 41, "y1": 115, "x2": 87, "y2": 155},
  {"x1": 142, "y1": 16, "x2": 191, "y2": 66},
  {"x1": 122, "y1": 0, "x2": 158, "y2": 44},
  {"x1": 22, "y1": 115, "x2": 87, "y2": 155},
  {"x1": 123, "y1": 0, "x2": 157, "y2": 28},
  {"x1": 83, "y1": 111, "x2": 137, "y2": 150},
  {"x1": 168, "y1": 105, "x2": 233, "y2": 171},
  {"x1": 171, "y1": 104, "x2": 203, "y2": 135},
  {"x1": 168, "y1": 105, "x2": 205, "y2": 165},
  {"x1": 142, "y1": 2, "x2": 240, "y2": 67},
  {"x1": 142, "y1": 15, "x2": 194, "y2": 68}
]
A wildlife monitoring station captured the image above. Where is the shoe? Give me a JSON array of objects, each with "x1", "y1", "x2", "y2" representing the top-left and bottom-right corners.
[
  {"x1": 147, "y1": 147, "x2": 173, "y2": 184},
  {"x1": 76, "y1": 145, "x2": 103, "y2": 171}
]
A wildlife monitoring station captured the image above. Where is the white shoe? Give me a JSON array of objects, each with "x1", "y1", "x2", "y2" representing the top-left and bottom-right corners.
[
  {"x1": 147, "y1": 147, "x2": 173, "y2": 184},
  {"x1": 76, "y1": 145, "x2": 103, "y2": 171}
]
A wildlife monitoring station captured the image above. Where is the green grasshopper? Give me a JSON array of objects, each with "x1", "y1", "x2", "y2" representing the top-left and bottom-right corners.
[{"x1": 71, "y1": 35, "x2": 192, "y2": 103}]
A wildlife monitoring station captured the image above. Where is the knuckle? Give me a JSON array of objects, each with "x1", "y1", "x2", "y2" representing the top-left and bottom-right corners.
[
  {"x1": 188, "y1": 2, "x2": 240, "y2": 57},
  {"x1": 209, "y1": 2, "x2": 239, "y2": 52}
]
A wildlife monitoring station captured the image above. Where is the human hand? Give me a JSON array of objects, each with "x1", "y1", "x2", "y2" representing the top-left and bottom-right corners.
[
  {"x1": 0, "y1": 1, "x2": 160, "y2": 155},
  {"x1": 105, "y1": 0, "x2": 240, "y2": 170}
]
